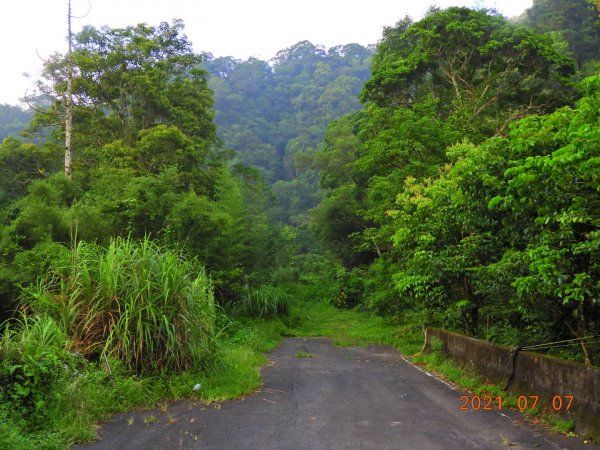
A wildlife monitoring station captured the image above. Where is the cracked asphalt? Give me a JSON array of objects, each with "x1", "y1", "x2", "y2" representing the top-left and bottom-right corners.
[{"x1": 74, "y1": 337, "x2": 595, "y2": 449}]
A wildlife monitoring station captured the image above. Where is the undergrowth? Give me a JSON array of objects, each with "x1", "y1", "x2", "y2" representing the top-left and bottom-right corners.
[
  {"x1": 0, "y1": 278, "x2": 585, "y2": 448},
  {"x1": 236, "y1": 285, "x2": 290, "y2": 319},
  {"x1": 0, "y1": 313, "x2": 289, "y2": 449},
  {"x1": 21, "y1": 237, "x2": 216, "y2": 373}
]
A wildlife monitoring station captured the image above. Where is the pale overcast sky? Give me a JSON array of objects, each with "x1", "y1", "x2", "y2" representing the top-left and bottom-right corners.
[{"x1": 0, "y1": 0, "x2": 531, "y2": 106}]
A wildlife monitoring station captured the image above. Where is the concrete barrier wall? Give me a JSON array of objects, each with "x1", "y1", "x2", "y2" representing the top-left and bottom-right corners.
[{"x1": 423, "y1": 327, "x2": 600, "y2": 441}]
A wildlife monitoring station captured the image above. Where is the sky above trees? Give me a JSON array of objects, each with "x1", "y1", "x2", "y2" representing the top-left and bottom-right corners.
[{"x1": 1, "y1": 0, "x2": 531, "y2": 105}]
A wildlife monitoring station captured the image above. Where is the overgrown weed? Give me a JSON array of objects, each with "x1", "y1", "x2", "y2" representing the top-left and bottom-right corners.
[{"x1": 236, "y1": 285, "x2": 290, "y2": 319}]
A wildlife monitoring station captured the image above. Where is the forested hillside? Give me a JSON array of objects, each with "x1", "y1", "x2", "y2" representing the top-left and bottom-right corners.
[
  {"x1": 312, "y1": 4, "x2": 599, "y2": 364},
  {"x1": 519, "y1": 0, "x2": 600, "y2": 71},
  {"x1": 203, "y1": 42, "x2": 372, "y2": 224},
  {"x1": 0, "y1": 1, "x2": 599, "y2": 447},
  {"x1": 0, "y1": 104, "x2": 32, "y2": 141}
]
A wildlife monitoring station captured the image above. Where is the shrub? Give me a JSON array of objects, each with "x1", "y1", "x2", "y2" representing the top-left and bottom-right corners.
[
  {"x1": 21, "y1": 236, "x2": 216, "y2": 373},
  {"x1": 0, "y1": 315, "x2": 69, "y2": 413},
  {"x1": 237, "y1": 285, "x2": 289, "y2": 319},
  {"x1": 332, "y1": 267, "x2": 365, "y2": 309}
]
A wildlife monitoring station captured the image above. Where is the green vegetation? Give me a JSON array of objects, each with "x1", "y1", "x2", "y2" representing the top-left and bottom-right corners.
[
  {"x1": 0, "y1": 20, "x2": 279, "y2": 320},
  {"x1": 311, "y1": 5, "x2": 599, "y2": 364},
  {"x1": 0, "y1": 281, "x2": 414, "y2": 450},
  {"x1": 0, "y1": 104, "x2": 32, "y2": 141},
  {"x1": 203, "y1": 42, "x2": 371, "y2": 184},
  {"x1": 236, "y1": 285, "x2": 290, "y2": 319},
  {"x1": 202, "y1": 41, "x2": 373, "y2": 230},
  {"x1": 22, "y1": 237, "x2": 216, "y2": 373},
  {"x1": 290, "y1": 294, "x2": 423, "y2": 354},
  {"x1": 519, "y1": 0, "x2": 600, "y2": 72},
  {"x1": 1, "y1": 1, "x2": 599, "y2": 447}
]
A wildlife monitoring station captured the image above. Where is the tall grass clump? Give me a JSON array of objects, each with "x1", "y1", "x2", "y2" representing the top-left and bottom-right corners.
[
  {"x1": 1, "y1": 314, "x2": 70, "y2": 411},
  {"x1": 22, "y1": 236, "x2": 216, "y2": 373},
  {"x1": 237, "y1": 285, "x2": 289, "y2": 319}
]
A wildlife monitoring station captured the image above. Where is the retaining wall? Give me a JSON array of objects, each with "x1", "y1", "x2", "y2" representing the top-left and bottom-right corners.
[{"x1": 423, "y1": 327, "x2": 600, "y2": 441}]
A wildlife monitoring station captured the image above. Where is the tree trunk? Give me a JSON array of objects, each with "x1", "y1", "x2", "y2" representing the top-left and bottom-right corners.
[{"x1": 65, "y1": 0, "x2": 73, "y2": 178}]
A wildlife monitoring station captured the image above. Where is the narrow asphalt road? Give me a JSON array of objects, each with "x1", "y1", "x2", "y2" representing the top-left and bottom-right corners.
[{"x1": 75, "y1": 337, "x2": 594, "y2": 449}]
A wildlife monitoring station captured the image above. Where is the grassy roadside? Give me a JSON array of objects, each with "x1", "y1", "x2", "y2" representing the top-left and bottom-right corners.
[
  {"x1": 1, "y1": 294, "x2": 420, "y2": 450},
  {"x1": 289, "y1": 299, "x2": 585, "y2": 437},
  {"x1": 0, "y1": 311, "x2": 286, "y2": 450},
  {"x1": 1, "y1": 295, "x2": 589, "y2": 449},
  {"x1": 289, "y1": 297, "x2": 592, "y2": 443}
]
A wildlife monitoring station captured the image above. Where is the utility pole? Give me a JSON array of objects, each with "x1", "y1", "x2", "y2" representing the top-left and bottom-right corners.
[{"x1": 65, "y1": 0, "x2": 73, "y2": 178}]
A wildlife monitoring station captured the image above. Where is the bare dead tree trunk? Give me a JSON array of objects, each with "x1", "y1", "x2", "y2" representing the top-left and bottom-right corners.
[{"x1": 65, "y1": 0, "x2": 73, "y2": 178}]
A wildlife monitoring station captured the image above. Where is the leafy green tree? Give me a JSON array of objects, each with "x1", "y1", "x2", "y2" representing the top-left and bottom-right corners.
[
  {"x1": 0, "y1": 138, "x2": 59, "y2": 208},
  {"x1": 363, "y1": 7, "x2": 576, "y2": 140},
  {"x1": 0, "y1": 20, "x2": 280, "y2": 317},
  {"x1": 489, "y1": 76, "x2": 600, "y2": 362},
  {"x1": 307, "y1": 7, "x2": 599, "y2": 364},
  {"x1": 390, "y1": 140, "x2": 508, "y2": 335},
  {"x1": 308, "y1": 114, "x2": 367, "y2": 263},
  {"x1": 522, "y1": 0, "x2": 600, "y2": 71},
  {"x1": 311, "y1": 7, "x2": 578, "y2": 269},
  {"x1": 371, "y1": 76, "x2": 598, "y2": 360},
  {"x1": 34, "y1": 20, "x2": 216, "y2": 154}
]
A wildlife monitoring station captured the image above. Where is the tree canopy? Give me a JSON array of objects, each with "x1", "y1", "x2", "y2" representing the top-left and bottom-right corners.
[
  {"x1": 521, "y1": 0, "x2": 600, "y2": 71},
  {"x1": 309, "y1": 6, "x2": 599, "y2": 363},
  {"x1": 0, "y1": 21, "x2": 278, "y2": 319}
]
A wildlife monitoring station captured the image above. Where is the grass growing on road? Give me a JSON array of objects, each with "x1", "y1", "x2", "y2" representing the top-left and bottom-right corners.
[
  {"x1": 289, "y1": 298, "x2": 424, "y2": 355},
  {"x1": 19, "y1": 270, "x2": 581, "y2": 450}
]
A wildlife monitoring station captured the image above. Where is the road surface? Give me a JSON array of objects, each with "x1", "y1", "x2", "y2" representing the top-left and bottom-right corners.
[{"x1": 75, "y1": 337, "x2": 594, "y2": 449}]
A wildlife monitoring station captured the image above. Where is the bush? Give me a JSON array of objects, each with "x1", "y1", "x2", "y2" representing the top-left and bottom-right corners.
[
  {"x1": 331, "y1": 267, "x2": 365, "y2": 309},
  {"x1": 21, "y1": 236, "x2": 217, "y2": 373},
  {"x1": 237, "y1": 285, "x2": 290, "y2": 319},
  {"x1": 0, "y1": 314, "x2": 70, "y2": 414}
]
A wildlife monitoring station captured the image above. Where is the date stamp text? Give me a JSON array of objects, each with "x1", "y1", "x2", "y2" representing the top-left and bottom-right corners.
[{"x1": 459, "y1": 395, "x2": 574, "y2": 411}]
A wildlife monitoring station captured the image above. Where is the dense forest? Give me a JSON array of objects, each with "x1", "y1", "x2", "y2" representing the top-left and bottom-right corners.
[
  {"x1": 203, "y1": 42, "x2": 373, "y2": 225},
  {"x1": 0, "y1": 105, "x2": 32, "y2": 141},
  {"x1": 0, "y1": 0, "x2": 599, "y2": 447},
  {"x1": 313, "y1": 4, "x2": 599, "y2": 362}
]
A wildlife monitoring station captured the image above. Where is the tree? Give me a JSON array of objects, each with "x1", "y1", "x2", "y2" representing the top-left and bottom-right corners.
[
  {"x1": 34, "y1": 20, "x2": 216, "y2": 154},
  {"x1": 64, "y1": 0, "x2": 74, "y2": 178},
  {"x1": 489, "y1": 76, "x2": 600, "y2": 362},
  {"x1": 522, "y1": 0, "x2": 600, "y2": 71},
  {"x1": 0, "y1": 137, "x2": 58, "y2": 209},
  {"x1": 390, "y1": 140, "x2": 509, "y2": 335},
  {"x1": 362, "y1": 7, "x2": 576, "y2": 140}
]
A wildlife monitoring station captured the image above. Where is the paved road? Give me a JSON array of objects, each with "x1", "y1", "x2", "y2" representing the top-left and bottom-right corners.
[{"x1": 75, "y1": 337, "x2": 594, "y2": 449}]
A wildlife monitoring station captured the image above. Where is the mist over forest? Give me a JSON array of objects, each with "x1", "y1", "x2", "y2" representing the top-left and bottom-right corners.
[{"x1": 0, "y1": 1, "x2": 599, "y2": 447}]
